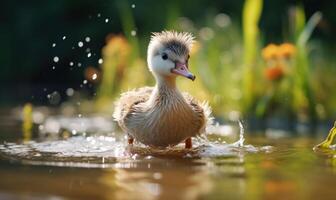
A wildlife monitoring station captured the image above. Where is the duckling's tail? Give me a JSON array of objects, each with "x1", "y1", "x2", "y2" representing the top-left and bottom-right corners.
[{"x1": 200, "y1": 101, "x2": 214, "y2": 134}]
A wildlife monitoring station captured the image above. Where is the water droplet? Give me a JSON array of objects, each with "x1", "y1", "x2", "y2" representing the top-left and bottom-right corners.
[
  {"x1": 92, "y1": 73, "x2": 97, "y2": 80},
  {"x1": 97, "y1": 13, "x2": 101, "y2": 18},
  {"x1": 83, "y1": 80, "x2": 88, "y2": 84},
  {"x1": 98, "y1": 58, "x2": 103, "y2": 64},
  {"x1": 43, "y1": 88, "x2": 47, "y2": 92},
  {"x1": 52, "y1": 43, "x2": 56, "y2": 47},
  {"x1": 53, "y1": 56, "x2": 59, "y2": 63},
  {"x1": 78, "y1": 114, "x2": 82, "y2": 118},
  {"x1": 105, "y1": 18, "x2": 109, "y2": 23},
  {"x1": 52, "y1": 66, "x2": 56, "y2": 70},
  {"x1": 85, "y1": 37, "x2": 91, "y2": 42},
  {"x1": 87, "y1": 53, "x2": 92, "y2": 58},
  {"x1": 86, "y1": 48, "x2": 91, "y2": 53},
  {"x1": 77, "y1": 63, "x2": 82, "y2": 67},
  {"x1": 72, "y1": 129, "x2": 77, "y2": 135},
  {"x1": 66, "y1": 88, "x2": 74, "y2": 96},
  {"x1": 235, "y1": 120, "x2": 245, "y2": 147},
  {"x1": 131, "y1": 30, "x2": 137, "y2": 36},
  {"x1": 69, "y1": 62, "x2": 74, "y2": 66},
  {"x1": 131, "y1": 4, "x2": 135, "y2": 8},
  {"x1": 78, "y1": 41, "x2": 84, "y2": 47},
  {"x1": 48, "y1": 91, "x2": 61, "y2": 105},
  {"x1": 62, "y1": 36, "x2": 66, "y2": 40}
]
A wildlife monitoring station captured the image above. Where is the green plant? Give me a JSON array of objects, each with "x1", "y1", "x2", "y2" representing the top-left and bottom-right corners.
[{"x1": 242, "y1": 0, "x2": 263, "y2": 114}]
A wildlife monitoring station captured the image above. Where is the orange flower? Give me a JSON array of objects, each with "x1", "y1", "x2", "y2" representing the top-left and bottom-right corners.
[
  {"x1": 264, "y1": 65, "x2": 284, "y2": 81},
  {"x1": 278, "y1": 43, "x2": 296, "y2": 58},
  {"x1": 262, "y1": 44, "x2": 279, "y2": 60}
]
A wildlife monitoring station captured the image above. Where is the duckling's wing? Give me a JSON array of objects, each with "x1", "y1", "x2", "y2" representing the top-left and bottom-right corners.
[
  {"x1": 113, "y1": 87, "x2": 153, "y2": 123},
  {"x1": 182, "y1": 92, "x2": 214, "y2": 133}
]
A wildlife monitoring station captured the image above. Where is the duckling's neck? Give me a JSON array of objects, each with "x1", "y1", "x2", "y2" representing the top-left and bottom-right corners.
[
  {"x1": 156, "y1": 76, "x2": 176, "y2": 91},
  {"x1": 149, "y1": 76, "x2": 183, "y2": 105}
]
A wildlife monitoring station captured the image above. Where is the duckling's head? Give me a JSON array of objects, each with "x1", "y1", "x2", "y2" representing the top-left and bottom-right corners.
[{"x1": 147, "y1": 31, "x2": 196, "y2": 81}]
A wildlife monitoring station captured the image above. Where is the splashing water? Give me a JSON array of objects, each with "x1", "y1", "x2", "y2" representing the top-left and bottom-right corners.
[
  {"x1": 234, "y1": 120, "x2": 245, "y2": 147},
  {"x1": 53, "y1": 56, "x2": 59, "y2": 63},
  {"x1": 78, "y1": 41, "x2": 84, "y2": 47},
  {"x1": 0, "y1": 117, "x2": 272, "y2": 168}
]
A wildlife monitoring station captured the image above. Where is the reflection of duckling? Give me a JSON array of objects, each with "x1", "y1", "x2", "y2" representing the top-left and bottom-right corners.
[{"x1": 113, "y1": 31, "x2": 212, "y2": 148}]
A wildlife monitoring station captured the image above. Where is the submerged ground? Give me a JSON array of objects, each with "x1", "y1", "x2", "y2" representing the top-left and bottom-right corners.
[{"x1": 0, "y1": 114, "x2": 335, "y2": 200}]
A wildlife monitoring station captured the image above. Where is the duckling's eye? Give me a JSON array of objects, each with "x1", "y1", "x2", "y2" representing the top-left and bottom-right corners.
[{"x1": 161, "y1": 53, "x2": 168, "y2": 60}]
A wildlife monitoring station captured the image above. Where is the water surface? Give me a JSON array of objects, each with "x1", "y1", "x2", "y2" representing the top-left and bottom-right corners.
[{"x1": 0, "y1": 117, "x2": 335, "y2": 200}]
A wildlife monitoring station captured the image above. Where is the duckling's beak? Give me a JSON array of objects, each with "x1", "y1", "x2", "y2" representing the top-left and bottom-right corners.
[{"x1": 171, "y1": 62, "x2": 196, "y2": 81}]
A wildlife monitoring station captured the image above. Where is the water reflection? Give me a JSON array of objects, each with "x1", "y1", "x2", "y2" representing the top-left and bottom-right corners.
[
  {"x1": 101, "y1": 159, "x2": 213, "y2": 200},
  {"x1": 1, "y1": 136, "x2": 336, "y2": 199}
]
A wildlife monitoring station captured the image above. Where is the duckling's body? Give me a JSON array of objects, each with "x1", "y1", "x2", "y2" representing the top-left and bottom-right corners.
[{"x1": 113, "y1": 31, "x2": 212, "y2": 148}]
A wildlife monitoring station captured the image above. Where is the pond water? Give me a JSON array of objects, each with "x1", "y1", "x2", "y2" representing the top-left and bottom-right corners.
[{"x1": 0, "y1": 115, "x2": 335, "y2": 200}]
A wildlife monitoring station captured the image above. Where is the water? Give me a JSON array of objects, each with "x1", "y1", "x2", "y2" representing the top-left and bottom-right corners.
[
  {"x1": 0, "y1": 115, "x2": 336, "y2": 200},
  {"x1": 232, "y1": 120, "x2": 245, "y2": 147}
]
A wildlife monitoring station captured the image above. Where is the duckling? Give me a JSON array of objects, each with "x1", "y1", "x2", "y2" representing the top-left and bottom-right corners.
[{"x1": 113, "y1": 31, "x2": 212, "y2": 148}]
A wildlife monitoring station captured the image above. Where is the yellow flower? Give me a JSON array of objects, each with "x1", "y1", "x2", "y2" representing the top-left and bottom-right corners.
[
  {"x1": 262, "y1": 44, "x2": 279, "y2": 60},
  {"x1": 279, "y1": 43, "x2": 296, "y2": 58}
]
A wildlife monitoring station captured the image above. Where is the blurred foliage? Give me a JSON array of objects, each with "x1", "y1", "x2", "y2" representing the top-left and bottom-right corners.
[
  {"x1": 242, "y1": 0, "x2": 263, "y2": 114},
  {"x1": 2, "y1": 0, "x2": 336, "y2": 124},
  {"x1": 95, "y1": 1, "x2": 335, "y2": 124}
]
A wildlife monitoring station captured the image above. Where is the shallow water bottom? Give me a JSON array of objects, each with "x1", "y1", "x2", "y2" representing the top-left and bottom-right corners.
[{"x1": 0, "y1": 126, "x2": 336, "y2": 199}]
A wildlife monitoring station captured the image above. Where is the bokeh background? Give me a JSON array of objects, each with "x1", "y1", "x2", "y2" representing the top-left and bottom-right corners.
[{"x1": 1, "y1": 0, "x2": 336, "y2": 130}]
